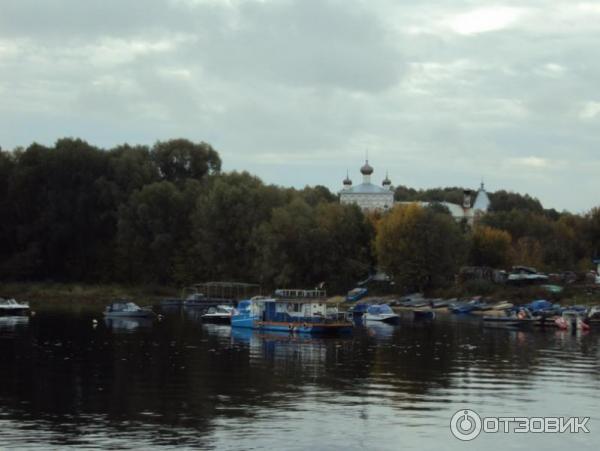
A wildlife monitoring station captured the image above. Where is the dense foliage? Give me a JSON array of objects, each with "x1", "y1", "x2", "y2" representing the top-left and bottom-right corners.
[
  {"x1": 0, "y1": 138, "x2": 373, "y2": 292},
  {"x1": 375, "y1": 204, "x2": 466, "y2": 292},
  {"x1": 1, "y1": 138, "x2": 599, "y2": 293}
]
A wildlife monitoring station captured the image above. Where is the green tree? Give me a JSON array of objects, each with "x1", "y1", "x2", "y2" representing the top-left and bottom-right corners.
[
  {"x1": 255, "y1": 201, "x2": 373, "y2": 291},
  {"x1": 151, "y1": 139, "x2": 221, "y2": 184},
  {"x1": 469, "y1": 225, "x2": 512, "y2": 268},
  {"x1": 375, "y1": 203, "x2": 466, "y2": 291},
  {"x1": 489, "y1": 190, "x2": 544, "y2": 213},
  {"x1": 116, "y1": 181, "x2": 191, "y2": 283},
  {"x1": 190, "y1": 172, "x2": 287, "y2": 282}
]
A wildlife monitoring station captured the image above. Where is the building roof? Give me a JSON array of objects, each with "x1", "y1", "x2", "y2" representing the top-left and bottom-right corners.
[
  {"x1": 341, "y1": 183, "x2": 394, "y2": 194},
  {"x1": 473, "y1": 183, "x2": 490, "y2": 211}
]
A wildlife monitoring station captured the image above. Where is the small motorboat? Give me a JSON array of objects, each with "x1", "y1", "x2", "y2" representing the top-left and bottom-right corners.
[
  {"x1": 398, "y1": 298, "x2": 429, "y2": 308},
  {"x1": 492, "y1": 301, "x2": 513, "y2": 310},
  {"x1": 104, "y1": 301, "x2": 155, "y2": 318},
  {"x1": 365, "y1": 304, "x2": 400, "y2": 324},
  {"x1": 0, "y1": 298, "x2": 30, "y2": 315},
  {"x1": 523, "y1": 299, "x2": 561, "y2": 316},
  {"x1": 346, "y1": 287, "x2": 368, "y2": 302},
  {"x1": 483, "y1": 308, "x2": 539, "y2": 328},
  {"x1": 555, "y1": 310, "x2": 590, "y2": 331},
  {"x1": 430, "y1": 299, "x2": 451, "y2": 309},
  {"x1": 183, "y1": 292, "x2": 209, "y2": 307},
  {"x1": 450, "y1": 299, "x2": 486, "y2": 314},
  {"x1": 201, "y1": 305, "x2": 234, "y2": 324},
  {"x1": 413, "y1": 308, "x2": 435, "y2": 320},
  {"x1": 586, "y1": 306, "x2": 600, "y2": 327}
]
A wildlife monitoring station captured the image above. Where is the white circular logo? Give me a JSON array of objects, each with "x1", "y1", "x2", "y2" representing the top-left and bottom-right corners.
[{"x1": 450, "y1": 409, "x2": 482, "y2": 441}]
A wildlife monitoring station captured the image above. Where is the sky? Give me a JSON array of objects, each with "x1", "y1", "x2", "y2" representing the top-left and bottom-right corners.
[{"x1": 0, "y1": 0, "x2": 598, "y2": 212}]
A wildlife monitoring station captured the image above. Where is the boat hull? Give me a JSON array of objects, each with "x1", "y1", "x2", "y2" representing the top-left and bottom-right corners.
[
  {"x1": 0, "y1": 308, "x2": 29, "y2": 316},
  {"x1": 201, "y1": 314, "x2": 231, "y2": 324},
  {"x1": 365, "y1": 313, "x2": 400, "y2": 325},
  {"x1": 482, "y1": 317, "x2": 538, "y2": 328}
]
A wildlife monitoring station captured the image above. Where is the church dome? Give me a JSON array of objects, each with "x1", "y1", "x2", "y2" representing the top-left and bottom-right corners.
[
  {"x1": 343, "y1": 171, "x2": 352, "y2": 186},
  {"x1": 360, "y1": 160, "x2": 374, "y2": 175},
  {"x1": 382, "y1": 172, "x2": 391, "y2": 186}
]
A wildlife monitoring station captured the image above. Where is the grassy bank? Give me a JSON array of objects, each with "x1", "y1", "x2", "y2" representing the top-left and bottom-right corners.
[
  {"x1": 429, "y1": 282, "x2": 600, "y2": 306},
  {"x1": 0, "y1": 283, "x2": 178, "y2": 311}
]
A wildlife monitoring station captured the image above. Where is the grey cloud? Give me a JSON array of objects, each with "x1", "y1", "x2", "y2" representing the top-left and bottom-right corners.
[{"x1": 0, "y1": 0, "x2": 599, "y2": 211}]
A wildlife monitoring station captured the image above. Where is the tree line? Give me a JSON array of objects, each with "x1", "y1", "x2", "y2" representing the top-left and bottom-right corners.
[
  {"x1": 1, "y1": 138, "x2": 599, "y2": 294},
  {"x1": 0, "y1": 138, "x2": 370, "y2": 292}
]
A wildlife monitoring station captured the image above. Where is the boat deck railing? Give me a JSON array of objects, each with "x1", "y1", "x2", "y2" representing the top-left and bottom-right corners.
[{"x1": 273, "y1": 289, "x2": 327, "y2": 299}]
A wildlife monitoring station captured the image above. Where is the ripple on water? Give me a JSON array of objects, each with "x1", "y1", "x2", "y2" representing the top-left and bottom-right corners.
[{"x1": 0, "y1": 312, "x2": 599, "y2": 449}]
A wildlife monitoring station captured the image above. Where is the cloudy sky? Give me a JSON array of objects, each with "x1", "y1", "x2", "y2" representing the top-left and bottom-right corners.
[{"x1": 1, "y1": 0, "x2": 598, "y2": 212}]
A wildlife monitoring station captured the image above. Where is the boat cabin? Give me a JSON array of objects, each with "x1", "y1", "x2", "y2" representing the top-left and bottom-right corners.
[
  {"x1": 237, "y1": 297, "x2": 342, "y2": 324},
  {"x1": 106, "y1": 301, "x2": 141, "y2": 312}
]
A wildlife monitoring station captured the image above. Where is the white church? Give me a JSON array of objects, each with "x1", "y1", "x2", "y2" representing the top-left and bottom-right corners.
[{"x1": 339, "y1": 160, "x2": 490, "y2": 223}]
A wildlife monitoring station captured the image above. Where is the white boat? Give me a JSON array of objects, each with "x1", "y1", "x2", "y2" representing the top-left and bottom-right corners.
[
  {"x1": 201, "y1": 305, "x2": 234, "y2": 324},
  {"x1": 0, "y1": 298, "x2": 30, "y2": 315},
  {"x1": 364, "y1": 304, "x2": 400, "y2": 324},
  {"x1": 104, "y1": 301, "x2": 155, "y2": 318},
  {"x1": 183, "y1": 291, "x2": 209, "y2": 307},
  {"x1": 507, "y1": 266, "x2": 548, "y2": 285}
]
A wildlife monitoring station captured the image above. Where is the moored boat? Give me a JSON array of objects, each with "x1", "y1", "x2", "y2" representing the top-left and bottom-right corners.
[
  {"x1": 0, "y1": 298, "x2": 30, "y2": 315},
  {"x1": 586, "y1": 306, "x2": 600, "y2": 327},
  {"x1": 104, "y1": 301, "x2": 155, "y2": 318},
  {"x1": 430, "y1": 299, "x2": 451, "y2": 309},
  {"x1": 346, "y1": 287, "x2": 368, "y2": 302},
  {"x1": 483, "y1": 308, "x2": 539, "y2": 328},
  {"x1": 365, "y1": 304, "x2": 400, "y2": 324},
  {"x1": 450, "y1": 299, "x2": 487, "y2": 314},
  {"x1": 231, "y1": 290, "x2": 352, "y2": 335},
  {"x1": 201, "y1": 305, "x2": 234, "y2": 324},
  {"x1": 183, "y1": 291, "x2": 210, "y2": 307}
]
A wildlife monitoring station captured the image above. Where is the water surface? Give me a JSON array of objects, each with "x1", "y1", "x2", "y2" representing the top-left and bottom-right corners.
[{"x1": 0, "y1": 309, "x2": 598, "y2": 450}]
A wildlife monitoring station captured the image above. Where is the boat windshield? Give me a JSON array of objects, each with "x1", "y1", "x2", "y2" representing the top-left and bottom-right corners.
[
  {"x1": 0, "y1": 298, "x2": 19, "y2": 306},
  {"x1": 368, "y1": 304, "x2": 393, "y2": 315},
  {"x1": 237, "y1": 300, "x2": 252, "y2": 312}
]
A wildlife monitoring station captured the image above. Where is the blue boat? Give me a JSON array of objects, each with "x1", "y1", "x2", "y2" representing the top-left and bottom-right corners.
[
  {"x1": 231, "y1": 291, "x2": 352, "y2": 335},
  {"x1": 346, "y1": 287, "x2": 368, "y2": 302},
  {"x1": 450, "y1": 299, "x2": 491, "y2": 314}
]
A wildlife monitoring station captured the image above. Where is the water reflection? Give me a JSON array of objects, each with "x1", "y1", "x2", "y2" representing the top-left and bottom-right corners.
[
  {"x1": 364, "y1": 322, "x2": 396, "y2": 340},
  {"x1": 0, "y1": 315, "x2": 29, "y2": 330},
  {"x1": 104, "y1": 317, "x2": 154, "y2": 332},
  {"x1": 0, "y1": 311, "x2": 598, "y2": 450}
]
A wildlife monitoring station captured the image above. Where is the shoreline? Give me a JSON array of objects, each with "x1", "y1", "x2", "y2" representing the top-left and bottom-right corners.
[
  {"x1": 0, "y1": 282, "x2": 178, "y2": 310},
  {"x1": 2, "y1": 282, "x2": 599, "y2": 311}
]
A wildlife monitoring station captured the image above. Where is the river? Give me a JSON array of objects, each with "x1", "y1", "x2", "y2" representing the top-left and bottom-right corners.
[{"x1": 0, "y1": 308, "x2": 598, "y2": 450}]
